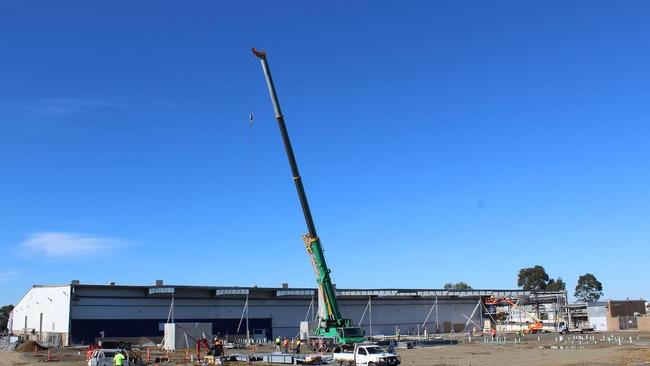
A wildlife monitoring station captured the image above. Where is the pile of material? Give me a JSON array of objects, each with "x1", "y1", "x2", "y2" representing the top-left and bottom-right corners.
[{"x1": 15, "y1": 340, "x2": 48, "y2": 352}]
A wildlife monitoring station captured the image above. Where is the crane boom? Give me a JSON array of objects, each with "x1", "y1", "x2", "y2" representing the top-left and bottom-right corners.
[{"x1": 252, "y1": 48, "x2": 365, "y2": 344}]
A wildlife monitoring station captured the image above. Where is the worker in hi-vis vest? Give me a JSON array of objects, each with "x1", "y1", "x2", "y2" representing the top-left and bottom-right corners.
[{"x1": 113, "y1": 350, "x2": 125, "y2": 366}]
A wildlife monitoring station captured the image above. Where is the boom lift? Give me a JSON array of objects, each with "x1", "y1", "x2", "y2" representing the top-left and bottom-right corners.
[
  {"x1": 252, "y1": 48, "x2": 366, "y2": 345},
  {"x1": 485, "y1": 296, "x2": 544, "y2": 334}
]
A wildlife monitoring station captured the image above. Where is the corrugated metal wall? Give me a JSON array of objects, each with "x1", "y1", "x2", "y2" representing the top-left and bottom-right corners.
[
  {"x1": 10, "y1": 286, "x2": 72, "y2": 345},
  {"x1": 68, "y1": 287, "x2": 481, "y2": 343}
]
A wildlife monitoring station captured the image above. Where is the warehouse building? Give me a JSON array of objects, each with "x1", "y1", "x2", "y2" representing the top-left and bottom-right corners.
[
  {"x1": 566, "y1": 300, "x2": 648, "y2": 331},
  {"x1": 10, "y1": 281, "x2": 564, "y2": 346}
]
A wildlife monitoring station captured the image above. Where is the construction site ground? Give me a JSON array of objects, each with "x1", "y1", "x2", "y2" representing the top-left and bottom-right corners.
[{"x1": 2, "y1": 331, "x2": 649, "y2": 366}]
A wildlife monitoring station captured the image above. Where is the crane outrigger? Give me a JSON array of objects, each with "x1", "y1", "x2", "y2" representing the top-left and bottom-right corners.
[{"x1": 252, "y1": 48, "x2": 366, "y2": 345}]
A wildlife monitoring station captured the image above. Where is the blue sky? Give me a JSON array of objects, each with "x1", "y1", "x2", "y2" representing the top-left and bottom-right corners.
[{"x1": 1, "y1": 1, "x2": 649, "y2": 305}]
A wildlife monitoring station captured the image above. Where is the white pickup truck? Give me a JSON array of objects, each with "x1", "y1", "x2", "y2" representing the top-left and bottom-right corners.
[
  {"x1": 558, "y1": 321, "x2": 595, "y2": 334},
  {"x1": 333, "y1": 344, "x2": 401, "y2": 366},
  {"x1": 88, "y1": 349, "x2": 130, "y2": 366}
]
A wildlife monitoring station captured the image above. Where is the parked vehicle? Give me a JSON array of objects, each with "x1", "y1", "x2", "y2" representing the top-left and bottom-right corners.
[
  {"x1": 88, "y1": 349, "x2": 129, "y2": 366},
  {"x1": 558, "y1": 321, "x2": 595, "y2": 334},
  {"x1": 333, "y1": 344, "x2": 400, "y2": 366}
]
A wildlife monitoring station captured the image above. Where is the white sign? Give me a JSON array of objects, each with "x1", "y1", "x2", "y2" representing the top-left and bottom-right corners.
[{"x1": 148, "y1": 287, "x2": 175, "y2": 295}]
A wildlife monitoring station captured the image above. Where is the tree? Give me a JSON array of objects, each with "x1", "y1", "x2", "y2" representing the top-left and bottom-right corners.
[
  {"x1": 547, "y1": 277, "x2": 566, "y2": 292},
  {"x1": 574, "y1": 273, "x2": 603, "y2": 302},
  {"x1": 0, "y1": 305, "x2": 14, "y2": 331},
  {"x1": 517, "y1": 265, "x2": 550, "y2": 290},
  {"x1": 444, "y1": 282, "x2": 472, "y2": 290}
]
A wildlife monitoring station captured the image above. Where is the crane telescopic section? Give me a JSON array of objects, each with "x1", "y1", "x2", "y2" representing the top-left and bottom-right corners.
[{"x1": 252, "y1": 48, "x2": 365, "y2": 344}]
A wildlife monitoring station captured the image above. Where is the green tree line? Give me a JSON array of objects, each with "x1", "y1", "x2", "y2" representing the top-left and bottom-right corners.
[{"x1": 443, "y1": 266, "x2": 603, "y2": 302}]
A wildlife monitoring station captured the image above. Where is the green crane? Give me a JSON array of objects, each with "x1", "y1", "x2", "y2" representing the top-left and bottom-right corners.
[{"x1": 252, "y1": 48, "x2": 366, "y2": 345}]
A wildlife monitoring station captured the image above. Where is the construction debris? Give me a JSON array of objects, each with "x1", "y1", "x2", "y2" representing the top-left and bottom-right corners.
[{"x1": 15, "y1": 340, "x2": 48, "y2": 352}]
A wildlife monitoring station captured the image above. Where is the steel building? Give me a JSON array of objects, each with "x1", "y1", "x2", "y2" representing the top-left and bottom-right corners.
[
  {"x1": 586, "y1": 302, "x2": 608, "y2": 331},
  {"x1": 10, "y1": 281, "x2": 565, "y2": 346}
]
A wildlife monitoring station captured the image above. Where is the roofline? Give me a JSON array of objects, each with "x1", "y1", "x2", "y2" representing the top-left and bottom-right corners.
[
  {"x1": 33, "y1": 283, "x2": 566, "y2": 295},
  {"x1": 31, "y1": 284, "x2": 73, "y2": 289}
]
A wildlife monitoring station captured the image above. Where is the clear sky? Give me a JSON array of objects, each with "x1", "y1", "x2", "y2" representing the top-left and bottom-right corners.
[{"x1": 1, "y1": 1, "x2": 649, "y2": 306}]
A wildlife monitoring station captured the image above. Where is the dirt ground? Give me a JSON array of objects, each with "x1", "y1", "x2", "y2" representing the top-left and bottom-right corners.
[
  {"x1": 396, "y1": 335, "x2": 650, "y2": 366},
  {"x1": 2, "y1": 331, "x2": 649, "y2": 366}
]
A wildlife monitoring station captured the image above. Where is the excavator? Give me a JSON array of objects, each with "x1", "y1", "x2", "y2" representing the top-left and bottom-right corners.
[
  {"x1": 252, "y1": 48, "x2": 366, "y2": 345},
  {"x1": 485, "y1": 296, "x2": 544, "y2": 334}
]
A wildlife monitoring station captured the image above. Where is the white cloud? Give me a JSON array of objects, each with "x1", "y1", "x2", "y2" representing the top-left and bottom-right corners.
[
  {"x1": 20, "y1": 232, "x2": 125, "y2": 258},
  {"x1": 0, "y1": 270, "x2": 21, "y2": 282},
  {"x1": 5, "y1": 98, "x2": 124, "y2": 115}
]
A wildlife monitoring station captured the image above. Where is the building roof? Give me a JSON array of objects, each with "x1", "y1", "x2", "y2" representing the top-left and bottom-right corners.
[{"x1": 30, "y1": 282, "x2": 565, "y2": 302}]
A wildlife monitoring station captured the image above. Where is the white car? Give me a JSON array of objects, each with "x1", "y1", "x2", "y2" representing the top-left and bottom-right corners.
[{"x1": 88, "y1": 349, "x2": 130, "y2": 366}]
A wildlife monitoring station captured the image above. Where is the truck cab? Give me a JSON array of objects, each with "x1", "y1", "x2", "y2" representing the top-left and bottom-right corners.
[{"x1": 336, "y1": 327, "x2": 367, "y2": 344}]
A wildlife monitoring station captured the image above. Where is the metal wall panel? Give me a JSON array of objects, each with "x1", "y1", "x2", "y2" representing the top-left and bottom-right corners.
[
  {"x1": 11, "y1": 286, "x2": 71, "y2": 334},
  {"x1": 10, "y1": 286, "x2": 72, "y2": 345},
  {"x1": 70, "y1": 287, "x2": 481, "y2": 340}
]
